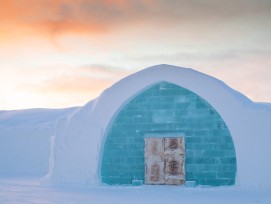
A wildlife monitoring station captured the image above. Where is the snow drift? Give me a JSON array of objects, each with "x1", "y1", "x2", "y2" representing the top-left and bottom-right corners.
[{"x1": 0, "y1": 107, "x2": 78, "y2": 177}]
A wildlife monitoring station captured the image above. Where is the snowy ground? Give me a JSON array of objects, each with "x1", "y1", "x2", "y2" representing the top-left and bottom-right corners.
[{"x1": 0, "y1": 178, "x2": 270, "y2": 204}]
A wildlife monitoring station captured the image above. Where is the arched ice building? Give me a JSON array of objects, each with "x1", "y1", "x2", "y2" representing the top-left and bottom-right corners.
[{"x1": 45, "y1": 64, "x2": 271, "y2": 187}]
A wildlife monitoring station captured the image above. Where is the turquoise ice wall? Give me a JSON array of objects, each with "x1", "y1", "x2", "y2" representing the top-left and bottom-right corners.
[{"x1": 101, "y1": 82, "x2": 236, "y2": 186}]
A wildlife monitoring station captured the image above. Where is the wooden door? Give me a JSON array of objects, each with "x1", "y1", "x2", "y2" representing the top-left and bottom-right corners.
[
  {"x1": 164, "y1": 138, "x2": 185, "y2": 185},
  {"x1": 144, "y1": 137, "x2": 185, "y2": 185},
  {"x1": 144, "y1": 138, "x2": 165, "y2": 184}
]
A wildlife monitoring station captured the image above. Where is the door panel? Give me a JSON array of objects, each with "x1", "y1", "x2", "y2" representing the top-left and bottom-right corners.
[
  {"x1": 144, "y1": 138, "x2": 165, "y2": 184},
  {"x1": 164, "y1": 138, "x2": 185, "y2": 185}
]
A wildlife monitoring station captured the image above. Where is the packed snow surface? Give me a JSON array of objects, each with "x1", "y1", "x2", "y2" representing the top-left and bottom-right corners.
[{"x1": 0, "y1": 178, "x2": 271, "y2": 204}]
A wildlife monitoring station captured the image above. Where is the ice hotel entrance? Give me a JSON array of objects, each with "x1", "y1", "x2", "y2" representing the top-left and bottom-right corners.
[{"x1": 101, "y1": 81, "x2": 236, "y2": 186}]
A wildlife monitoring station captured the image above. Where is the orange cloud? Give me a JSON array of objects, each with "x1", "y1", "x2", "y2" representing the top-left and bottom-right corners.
[
  {"x1": 1, "y1": 0, "x2": 271, "y2": 42},
  {"x1": 0, "y1": 1, "x2": 105, "y2": 39},
  {"x1": 0, "y1": 0, "x2": 148, "y2": 36}
]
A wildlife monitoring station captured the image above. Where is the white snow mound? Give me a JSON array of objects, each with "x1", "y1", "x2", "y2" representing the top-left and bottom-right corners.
[{"x1": 46, "y1": 64, "x2": 271, "y2": 187}]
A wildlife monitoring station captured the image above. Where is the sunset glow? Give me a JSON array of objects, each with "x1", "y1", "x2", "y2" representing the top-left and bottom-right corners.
[{"x1": 1, "y1": 0, "x2": 271, "y2": 110}]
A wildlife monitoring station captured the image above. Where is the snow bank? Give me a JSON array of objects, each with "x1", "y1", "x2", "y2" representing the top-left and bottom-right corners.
[
  {"x1": 0, "y1": 107, "x2": 78, "y2": 177},
  {"x1": 47, "y1": 64, "x2": 271, "y2": 187}
]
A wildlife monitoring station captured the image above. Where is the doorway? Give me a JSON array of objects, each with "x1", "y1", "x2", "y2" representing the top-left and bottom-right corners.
[{"x1": 144, "y1": 137, "x2": 185, "y2": 185}]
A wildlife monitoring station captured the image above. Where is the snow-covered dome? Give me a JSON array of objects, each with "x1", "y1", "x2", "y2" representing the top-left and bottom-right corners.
[{"x1": 45, "y1": 64, "x2": 271, "y2": 187}]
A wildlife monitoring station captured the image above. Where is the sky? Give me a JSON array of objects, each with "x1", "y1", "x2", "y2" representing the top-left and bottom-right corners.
[{"x1": 0, "y1": 0, "x2": 271, "y2": 110}]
